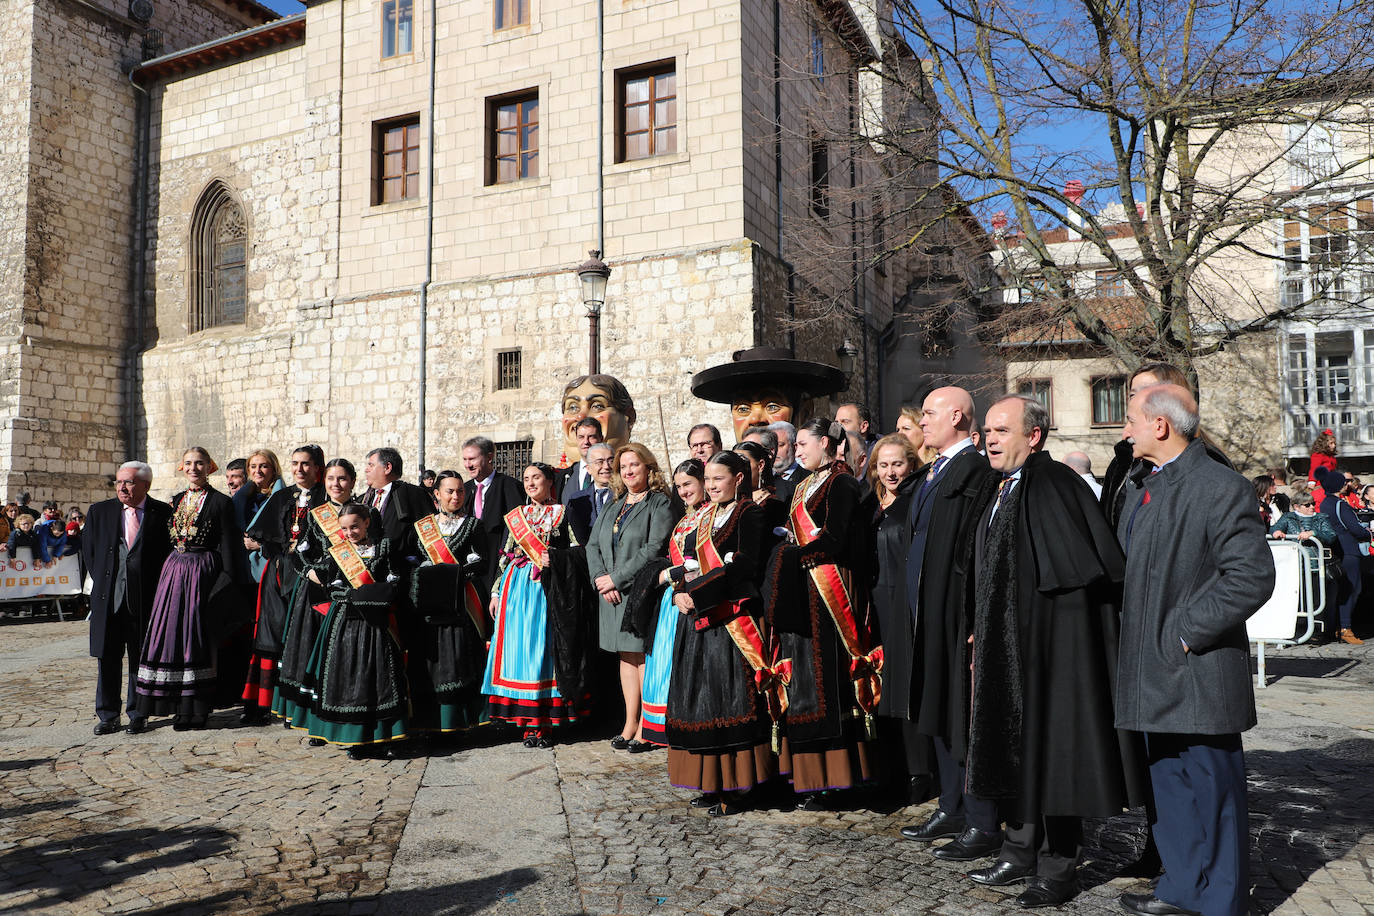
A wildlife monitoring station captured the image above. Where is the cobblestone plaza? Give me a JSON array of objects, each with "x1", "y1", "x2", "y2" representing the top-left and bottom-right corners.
[{"x1": 0, "y1": 619, "x2": 1369, "y2": 915}]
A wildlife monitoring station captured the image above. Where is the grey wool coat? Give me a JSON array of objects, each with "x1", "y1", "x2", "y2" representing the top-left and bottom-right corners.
[
  {"x1": 1115, "y1": 438, "x2": 1272, "y2": 735},
  {"x1": 586, "y1": 489, "x2": 674, "y2": 653}
]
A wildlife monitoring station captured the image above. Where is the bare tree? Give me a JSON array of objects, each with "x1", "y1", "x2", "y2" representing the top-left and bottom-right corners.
[{"x1": 792, "y1": 0, "x2": 1374, "y2": 382}]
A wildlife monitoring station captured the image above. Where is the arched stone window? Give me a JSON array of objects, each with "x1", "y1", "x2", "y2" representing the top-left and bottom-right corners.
[{"x1": 189, "y1": 182, "x2": 247, "y2": 331}]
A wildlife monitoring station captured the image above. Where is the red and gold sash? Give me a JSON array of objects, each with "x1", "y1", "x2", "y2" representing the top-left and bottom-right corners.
[
  {"x1": 695, "y1": 504, "x2": 793, "y2": 742},
  {"x1": 790, "y1": 482, "x2": 884, "y2": 727},
  {"x1": 415, "y1": 515, "x2": 488, "y2": 638},
  {"x1": 328, "y1": 541, "x2": 377, "y2": 588},
  {"x1": 504, "y1": 504, "x2": 563, "y2": 565},
  {"x1": 311, "y1": 503, "x2": 346, "y2": 546},
  {"x1": 668, "y1": 505, "x2": 707, "y2": 566}
]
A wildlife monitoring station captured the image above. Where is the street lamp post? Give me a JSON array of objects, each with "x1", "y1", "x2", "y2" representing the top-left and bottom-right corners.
[
  {"x1": 835, "y1": 337, "x2": 859, "y2": 382},
  {"x1": 578, "y1": 249, "x2": 611, "y2": 375}
]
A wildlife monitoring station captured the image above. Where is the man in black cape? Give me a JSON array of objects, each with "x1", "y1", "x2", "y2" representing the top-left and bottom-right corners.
[
  {"x1": 900, "y1": 387, "x2": 998, "y2": 847},
  {"x1": 963, "y1": 395, "x2": 1147, "y2": 907}
]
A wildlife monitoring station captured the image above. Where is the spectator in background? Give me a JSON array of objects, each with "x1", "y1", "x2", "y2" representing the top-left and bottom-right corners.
[
  {"x1": 836, "y1": 429, "x2": 870, "y2": 484},
  {"x1": 559, "y1": 417, "x2": 605, "y2": 505},
  {"x1": 1271, "y1": 467, "x2": 1295, "y2": 501},
  {"x1": 36, "y1": 501, "x2": 69, "y2": 560},
  {"x1": 224, "y1": 458, "x2": 247, "y2": 497},
  {"x1": 1341, "y1": 473, "x2": 1363, "y2": 511},
  {"x1": 895, "y1": 406, "x2": 939, "y2": 465},
  {"x1": 1308, "y1": 429, "x2": 1337, "y2": 486},
  {"x1": 1062, "y1": 451, "x2": 1103, "y2": 499},
  {"x1": 1316, "y1": 468, "x2": 1370, "y2": 646},
  {"x1": 1252, "y1": 475, "x2": 1277, "y2": 526},
  {"x1": 768, "y1": 420, "x2": 806, "y2": 502},
  {"x1": 687, "y1": 423, "x2": 722, "y2": 462},
  {"x1": 1357, "y1": 485, "x2": 1374, "y2": 525},
  {"x1": 0, "y1": 504, "x2": 11, "y2": 551},
  {"x1": 16, "y1": 492, "x2": 39, "y2": 520},
  {"x1": 66, "y1": 508, "x2": 85, "y2": 560},
  {"x1": 1270, "y1": 492, "x2": 1337, "y2": 559},
  {"x1": 836, "y1": 403, "x2": 877, "y2": 444},
  {"x1": 6, "y1": 513, "x2": 46, "y2": 565}
]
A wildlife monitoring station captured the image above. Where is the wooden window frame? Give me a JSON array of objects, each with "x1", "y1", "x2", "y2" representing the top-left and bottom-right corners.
[
  {"x1": 1090, "y1": 375, "x2": 1128, "y2": 427},
  {"x1": 615, "y1": 60, "x2": 678, "y2": 163},
  {"x1": 485, "y1": 90, "x2": 539, "y2": 185},
  {"x1": 493, "y1": 0, "x2": 529, "y2": 32},
  {"x1": 372, "y1": 115, "x2": 421, "y2": 205},
  {"x1": 380, "y1": 0, "x2": 414, "y2": 60},
  {"x1": 189, "y1": 181, "x2": 248, "y2": 333},
  {"x1": 1016, "y1": 378, "x2": 1054, "y2": 427}
]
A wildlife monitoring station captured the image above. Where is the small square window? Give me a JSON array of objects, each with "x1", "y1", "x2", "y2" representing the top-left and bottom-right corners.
[
  {"x1": 373, "y1": 116, "x2": 421, "y2": 204},
  {"x1": 381, "y1": 0, "x2": 413, "y2": 59},
  {"x1": 616, "y1": 62, "x2": 677, "y2": 162},
  {"x1": 1091, "y1": 376, "x2": 1127, "y2": 426},
  {"x1": 496, "y1": 349, "x2": 522, "y2": 391},
  {"x1": 494, "y1": 0, "x2": 529, "y2": 31},
  {"x1": 486, "y1": 91, "x2": 539, "y2": 185}
]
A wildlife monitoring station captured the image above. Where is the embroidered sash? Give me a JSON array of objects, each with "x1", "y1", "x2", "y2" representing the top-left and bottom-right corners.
[
  {"x1": 328, "y1": 541, "x2": 377, "y2": 588},
  {"x1": 310, "y1": 503, "x2": 346, "y2": 546},
  {"x1": 415, "y1": 515, "x2": 488, "y2": 638},
  {"x1": 790, "y1": 487, "x2": 884, "y2": 726},
  {"x1": 504, "y1": 504, "x2": 564, "y2": 565},
  {"x1": 695, "y1": 505, "x2": 793, "y2": 738}
]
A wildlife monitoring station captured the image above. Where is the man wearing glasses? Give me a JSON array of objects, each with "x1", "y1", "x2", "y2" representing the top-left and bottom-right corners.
[{"x1": 566, "y1": 443, "x2": 616, "y2": 544}]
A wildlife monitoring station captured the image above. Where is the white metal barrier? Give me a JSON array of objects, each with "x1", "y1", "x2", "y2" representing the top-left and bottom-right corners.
[{"x1": 1247, "y1": 538, "x2": 1328, "y2": 688}]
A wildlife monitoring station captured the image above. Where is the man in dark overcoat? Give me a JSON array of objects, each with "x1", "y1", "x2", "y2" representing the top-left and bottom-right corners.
[
  {"x1": 962, "y1": 395, "x2": 1147, "y2": 907},
  {"x1": 1115, "y1": 384, "x2": 1272, "y2": 916},
  {"x1": 361, "y1": 447, "x2": 433, "y2": 561},
  {"x1": 898, "y1": 387, "x2": 999, "y2": 849},
  {"x1": 83, "y1": 461, "x2": 173, "y2": 735}
]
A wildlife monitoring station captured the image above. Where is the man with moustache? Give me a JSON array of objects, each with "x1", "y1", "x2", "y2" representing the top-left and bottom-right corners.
[
  {"x1": 961, "y1": 395, "x2": 1145, "y2": 907},
  {"x1": 899, "y1": 387, "x2": 998, "y2": 849},
  {"x1": 83, "y1": 462, "x2": 173, "y2": 736}
]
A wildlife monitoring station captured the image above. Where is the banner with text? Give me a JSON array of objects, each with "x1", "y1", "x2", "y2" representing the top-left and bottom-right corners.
[{"x1": 0, "y1": 551, "x2": 82, "y2": 601}]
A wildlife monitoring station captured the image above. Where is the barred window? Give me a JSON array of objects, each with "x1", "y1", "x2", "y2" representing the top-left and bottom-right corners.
[
  {"x1": 496, "y1": 349, "x2": 522, "y2": 390},
  {"x1": 494, "y1": 440, "x2": 533, "y2": 478}
]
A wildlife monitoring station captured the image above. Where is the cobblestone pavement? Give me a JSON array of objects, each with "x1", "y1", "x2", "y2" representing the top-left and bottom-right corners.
[{"x1": 0, "y1": 619, "x2": 1370, "y2": 915}]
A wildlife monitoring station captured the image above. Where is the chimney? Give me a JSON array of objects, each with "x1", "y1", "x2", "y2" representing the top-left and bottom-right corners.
[{"x1": 1064, "y1": 179, "x2": 1084, "y2": 240}]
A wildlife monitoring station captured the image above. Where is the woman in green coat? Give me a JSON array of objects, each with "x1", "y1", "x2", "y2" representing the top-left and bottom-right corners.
[{"x1": 586, "y1": 442, "x2": 674, "y2": 751}]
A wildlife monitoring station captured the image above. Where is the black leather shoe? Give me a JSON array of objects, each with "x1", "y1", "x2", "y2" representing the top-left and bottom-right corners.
[
  {"x1": 627, "y1": 739, "x2": 656, "y2": 754},
  {"x1": 172, "y1": 717, "x2": 190, "y2": 732},
  {"x1": 609, "y1": 735, "x2": 631, "y2": 750},
  {"x1": 1017, "y1": 877, "x2": 1077, "y2": 908},
  {"x1": 908, "y1": 774, "x2": 936, "y2": 804},
  {"x1": 932, "y1": 827, "x2": 1003, "y2": 861},
  {"x1": 125, "y1": 718, "x2": 147, "y2": 735},
  {"x1": 968, "y1": 860, "x2": 1034, "y2": 886},
  {"x1": 1117, "y1": 851, "x2": 1164, "y2": 879},
  {"x1": 308, "y1": 737, "x2": 326, "y2": 747},
  {"x1": 1119, "y1": 893, "x2": 1201, "y2": 916},
  {"x1": 900, "y1": 810, "x2": 966, "y2": 842},
  {"x1": 93, "y1": 720, "x2": 121, "y2": 736},
  {"x1": 689, "y1": 793, "x2": 718, "y2": 809}
]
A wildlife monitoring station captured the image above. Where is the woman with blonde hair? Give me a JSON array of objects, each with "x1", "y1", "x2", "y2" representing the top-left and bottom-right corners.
[
  {"x1": 234, "y1": 448, "x2": 284, "y2": 581},
  {"x1": 587, "y1": 442, "x2": 675, "y2": 751},
  {"x1": 895, "y1": 406, "x2": 939, "y2": 464}
]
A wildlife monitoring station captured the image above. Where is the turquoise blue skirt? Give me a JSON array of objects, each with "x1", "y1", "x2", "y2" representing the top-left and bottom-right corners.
[
  {"x1": 481, "y1": 563, "x2": 579, "y2": 727},
  {"x1": 640, "y1": 587, "x2": 679, "y2": 744}
]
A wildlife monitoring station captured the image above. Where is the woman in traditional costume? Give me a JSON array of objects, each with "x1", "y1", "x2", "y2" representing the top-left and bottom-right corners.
[
  {"x1": 625, "y1": 459, "x2": 709, "y2": 748},
  {"x1": 135, "y1": 447, "x2": 249, "y2": 730},
  {"x1": 587, "y1": 443, "x2": 675, "y2": 751},
  {"x1": 664, "y1": 450, "x2": 775, "y2": 816},
  {"x1": 767, "y1": 419, "x2": 879, "y2": 809},
  {"x1": 482, "y1": 463, "x2": 583, "y2": 748},
  {"x1": 241, "y1": 445, "x2": 327, "y2": 725},
  {"x1": 303, "y1": 503, "x2": 410, "y2": 759},
  {"x1": 734, "y1": 440, "x2": 789, "y2": 535},
  {"x1": 274, "y1": 458, "x2": 360, "y2": 734},
  {"x1": 409, "y1": 470, "x2": 489, "y2": 737}
]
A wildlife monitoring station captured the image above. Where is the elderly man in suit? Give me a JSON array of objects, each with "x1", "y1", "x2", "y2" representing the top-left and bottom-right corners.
[
  {"x1": 462, "y1": 436, "x2": 525, "y2": 591},
  {"x1": 83, "y1": 461, "x2": 173, "y2": 736},
  {"x1": 559, "y1": 417, "x2": 604, "y2": 505},
  {"x1": 361, "y1": 447, "x2": 432, "y2": 559},
  {"x1": 1115, "y1": 384, "x2": 1272, "y2": 916},
  {"x1": 566, "y1": 443, "x2": 616, "y2": 544}
]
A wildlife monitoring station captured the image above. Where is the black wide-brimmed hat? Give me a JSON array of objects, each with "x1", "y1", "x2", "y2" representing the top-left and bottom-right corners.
[{"x1": 691, "y1": 347, "x2": 847, "y2": 405}]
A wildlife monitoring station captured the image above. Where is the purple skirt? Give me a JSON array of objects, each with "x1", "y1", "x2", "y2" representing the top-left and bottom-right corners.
[{"x1": 135, "y1": 549, "x2": 220, "y2": 718}]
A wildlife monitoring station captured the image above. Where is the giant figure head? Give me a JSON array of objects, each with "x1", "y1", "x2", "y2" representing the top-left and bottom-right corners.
[
  {"x1": 691, "y1": 347, "x2": 847, "y2": 442},
  {"x1": 561, "y1": 374, "x2": 637, "y2": 453}
]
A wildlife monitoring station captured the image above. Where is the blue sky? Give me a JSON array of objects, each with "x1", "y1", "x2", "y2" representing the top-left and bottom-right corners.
[{"x1": 261, "y1": 0, "x2": 304, "y2": 14}]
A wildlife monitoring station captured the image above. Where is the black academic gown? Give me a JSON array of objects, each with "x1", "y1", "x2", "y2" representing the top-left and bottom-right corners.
[
  {"x1": 910, "y1": 448, "x2": 998, "y2": 758},
  {"x1": 866, "y1": 472, "x2": 921, "y2": 718},
  {"x1": 967, "y1": 451, "x2": 1148, "y2": 822}
]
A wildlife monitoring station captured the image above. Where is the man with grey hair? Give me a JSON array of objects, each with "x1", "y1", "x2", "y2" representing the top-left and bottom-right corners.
[
  {"x1": 1115, "y1": 383, "x2": 1270, "y2": 916},
  {"x1": 566, "y1": 442, "x2": 616, "y2": 543},
  {"x1": 952, "y1": 394, "x2": 1145, "y2": 905},
  {"x1": 768, "y1": 419, "x2": 804, "y2": 504},
  {"x1": 83, "y1": 461, "x2": 173, "y2": 736},
  {"x1": 1062, "y1": 451, "x2": 1102, "y2": 499}
]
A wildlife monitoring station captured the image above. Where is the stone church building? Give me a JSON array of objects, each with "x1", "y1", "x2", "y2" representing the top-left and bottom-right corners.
[{"x1": 2, "y1": 0, "x2": 990, "y2": 503}]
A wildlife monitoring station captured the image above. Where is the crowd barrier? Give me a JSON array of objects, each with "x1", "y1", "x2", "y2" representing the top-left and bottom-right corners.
[
  {"x1": 0, "y1": 550, "x2": 83, "y2": 621},
  {"x1": 1247, "y1": 538, "x2": 1328, "y2": 688}
]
